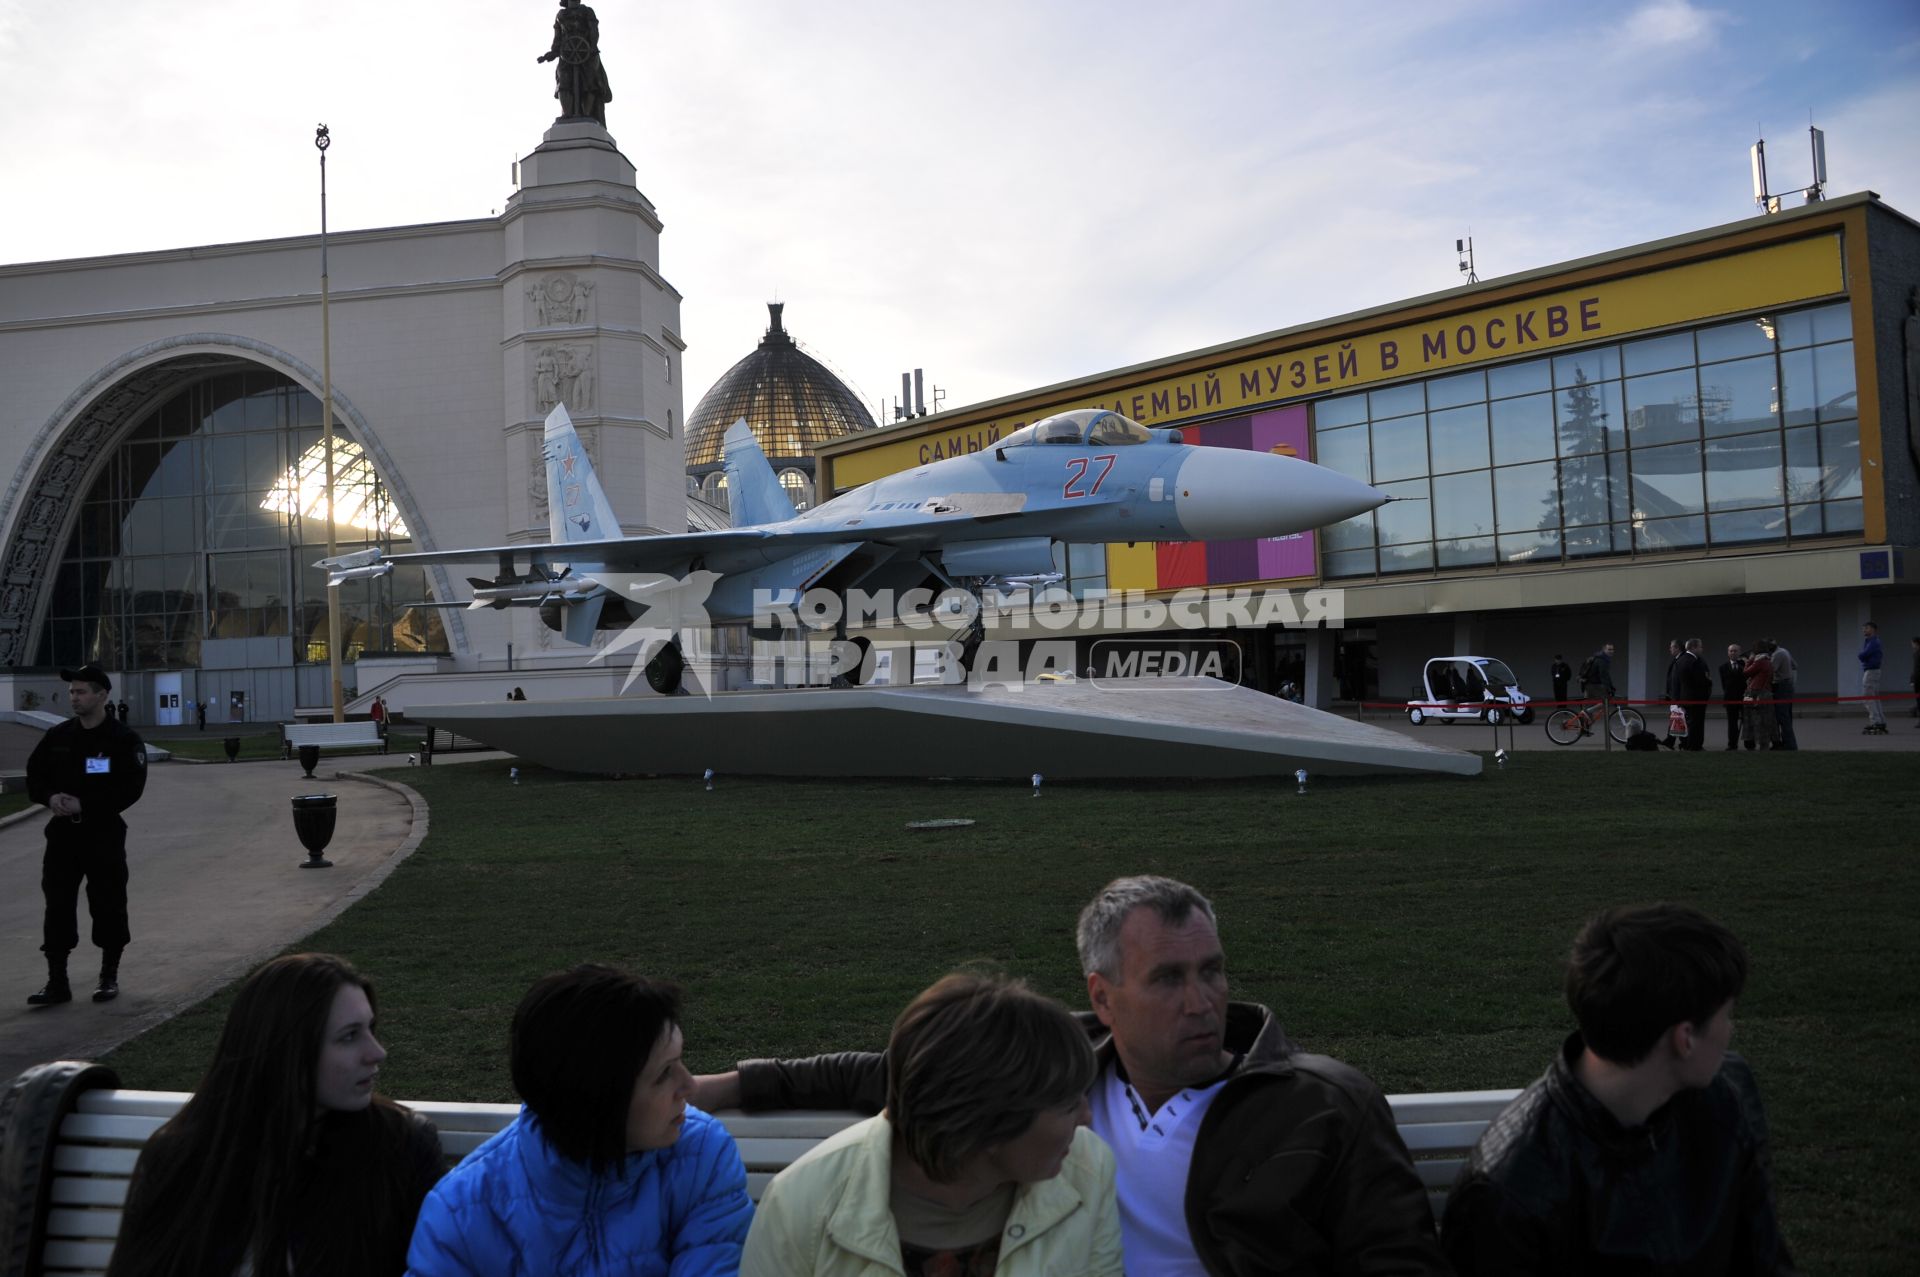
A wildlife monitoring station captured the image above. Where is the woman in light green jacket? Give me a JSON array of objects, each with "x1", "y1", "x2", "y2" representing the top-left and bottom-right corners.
[{"x1": 742, "y1": 972, "x2": 1122, "y2": 1277}]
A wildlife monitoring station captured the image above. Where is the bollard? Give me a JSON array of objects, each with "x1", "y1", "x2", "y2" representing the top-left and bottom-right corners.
[
  {"x1": 290, "y1": 793, "x2": 337, "y2": 869},
  {"x1": 297, "y1": 743, "x2": 321, "y2": 778},
  {"x1": 223, "y1": 736, "x2": 240, "y2": 762}
]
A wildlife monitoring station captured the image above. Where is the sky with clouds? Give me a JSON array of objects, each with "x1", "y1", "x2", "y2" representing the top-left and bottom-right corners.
[{"x1": 2, "y1": 0, "x2": 1914, "y2": 425}]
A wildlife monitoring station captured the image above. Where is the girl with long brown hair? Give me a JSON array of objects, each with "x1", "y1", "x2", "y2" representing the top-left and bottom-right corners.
[{"x1": 107, "y1": 952, "x2": 442, "y2": 1277}]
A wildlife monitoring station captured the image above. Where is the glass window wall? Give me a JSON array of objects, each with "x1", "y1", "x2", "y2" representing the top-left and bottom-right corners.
[
  {"x1": 1311, "y1": 300, "x2": 1857, "y2": 578},
  {"x1": 35, "y1": 370, "x2": 446, "y2": 671}
]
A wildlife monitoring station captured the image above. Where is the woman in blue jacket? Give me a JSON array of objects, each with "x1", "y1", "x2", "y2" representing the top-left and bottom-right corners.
[{"x1": 407, "y1": 965, "x2": 753, "y2": 1276}]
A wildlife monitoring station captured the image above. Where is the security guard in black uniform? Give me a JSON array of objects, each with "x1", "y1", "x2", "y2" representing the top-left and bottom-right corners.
[{"x1": 26, "y1": 664, "x2": 147, "y2": 1005}]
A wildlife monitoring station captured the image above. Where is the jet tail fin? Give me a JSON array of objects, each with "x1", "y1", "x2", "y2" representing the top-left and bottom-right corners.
[
  {"x1": 722, "y1": 419, "x2": 797, "y2": 527},
  {"x1": 543, "y1": 404, "x2": 623, "y2": 543}
]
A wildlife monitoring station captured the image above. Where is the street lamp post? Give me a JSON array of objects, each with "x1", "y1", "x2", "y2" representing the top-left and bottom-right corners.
[{"x1": 316, "y1": 124, "x2": 344, "y2": 723}]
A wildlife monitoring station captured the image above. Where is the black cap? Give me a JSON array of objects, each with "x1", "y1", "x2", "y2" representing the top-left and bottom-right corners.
[{"x1": 59, "y1": 664, "x2": 111, "y2": 692}]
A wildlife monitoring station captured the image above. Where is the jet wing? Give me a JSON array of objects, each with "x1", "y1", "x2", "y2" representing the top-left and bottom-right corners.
[
  {"x1": 377, "y1": 527, "x2": 802, "y2": 570},
  {"x1": 370, "y1": 502, "x2": 1074, "y2": 571}
]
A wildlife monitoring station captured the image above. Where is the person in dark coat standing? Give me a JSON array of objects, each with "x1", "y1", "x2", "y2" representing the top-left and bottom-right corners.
[
  {"x1": 1678, "y1": 639, "x2": 1714, "y2": 751},
  {"x1": 26, "y1": 664, "x2": 148, "y2": 1004},
  {"x1": 1910, "y1": 635, "x2": 1919, "y2": 722},
  {"x1": 1581, "y1": 643, "x2": 1617, "y2": 700},
  {"x1": 1765, "y1": 639, "x2": 1799, "y2": 751},
  {"x1": 1718, "y1": 644, "x2": 1746, "y2": 751},
  {"x1": 1660, "y1": 639, "x2": 1684, "y2": 749},
  {"x1": 1550, "y1": 654, "x2": 1572, "y2": 707}
]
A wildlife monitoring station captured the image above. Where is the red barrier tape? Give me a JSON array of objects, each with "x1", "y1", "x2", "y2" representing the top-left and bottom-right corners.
[{"x1": 1367, "y1": 692, "x2": 1919, "y2": 710}]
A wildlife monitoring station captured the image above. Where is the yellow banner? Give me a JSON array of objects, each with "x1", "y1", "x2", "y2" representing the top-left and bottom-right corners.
[{"x1": 830, "y1": 233, "x2": 1845, "y2": 489}]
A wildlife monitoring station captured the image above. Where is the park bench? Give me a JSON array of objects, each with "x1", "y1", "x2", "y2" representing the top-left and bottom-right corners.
[
  {"x1": 421, "y1": 726, "x2": 490, "y2": 760},
  {"x1": 0, "y1": 1060, "x2": 1519, "y2": 1274},
  {"x1": 279, "y1": 720, "x2": 386, "y2": 760}
]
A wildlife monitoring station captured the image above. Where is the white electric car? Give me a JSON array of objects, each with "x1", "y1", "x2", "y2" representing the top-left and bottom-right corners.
[{"x1": 1405, "y1": 656, "x2": 1534, "y2": 726}]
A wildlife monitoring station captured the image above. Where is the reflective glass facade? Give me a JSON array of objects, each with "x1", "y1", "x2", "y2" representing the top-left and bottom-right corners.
[
  {"x1": 1312, "y1": 302, "x2": 1860, "y2": 577},
  {"x1": 35, "y1": 370, "x2": 446, "y2": 670}
]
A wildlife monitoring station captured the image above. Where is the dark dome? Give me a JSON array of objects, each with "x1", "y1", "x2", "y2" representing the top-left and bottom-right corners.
[{"x1": 685, "y1": 303, "x2": 876, "y2": 473}]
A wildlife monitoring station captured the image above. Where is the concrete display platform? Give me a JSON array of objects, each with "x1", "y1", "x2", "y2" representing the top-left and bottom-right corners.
[{"x1": 413, "y1": 678, "x2": 1482, "y2": 779}]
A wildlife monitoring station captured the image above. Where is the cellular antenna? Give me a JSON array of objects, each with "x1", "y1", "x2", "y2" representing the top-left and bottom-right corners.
[
  {"x1": 1455, "y1": 234, "x2": 1477, "y2": 284},
  {"x1": 1751, "y1": 123, "x2": 1828, "y2": 213}
]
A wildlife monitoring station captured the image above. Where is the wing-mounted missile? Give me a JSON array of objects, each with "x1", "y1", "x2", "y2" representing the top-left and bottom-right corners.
[
  {"x1": 462, "y1": 567, "x2": 600, "y2": 610},
  {"x1": 986, "y1": 572, "x2": 1065, "y2": 593},
  {"x1": 319, "y1": 548, "x2": 392, "y2": 585}
]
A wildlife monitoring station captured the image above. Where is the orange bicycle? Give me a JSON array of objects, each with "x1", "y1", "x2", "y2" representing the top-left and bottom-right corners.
[{"x1": 1545, "y1": 698, "x2": 1645, "y2": 745}]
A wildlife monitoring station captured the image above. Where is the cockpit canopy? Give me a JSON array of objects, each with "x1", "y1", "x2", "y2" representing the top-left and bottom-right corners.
[{"x1": 999, "y1": 409, "x2": 1155, "y2": 449}]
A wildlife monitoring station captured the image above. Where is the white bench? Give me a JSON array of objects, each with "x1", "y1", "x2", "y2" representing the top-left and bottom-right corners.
[
  {"x1": 10, "y1": 1074, "x2": 1519, "y2": 1275},
  {"x1": 280, "y1": 721, "x2": 386, "y2": 760}
]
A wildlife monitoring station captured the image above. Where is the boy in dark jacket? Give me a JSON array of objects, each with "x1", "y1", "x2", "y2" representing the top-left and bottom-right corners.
[{"x1": 1442, "y1": 904, "x2": 1795, "y2": 1276}]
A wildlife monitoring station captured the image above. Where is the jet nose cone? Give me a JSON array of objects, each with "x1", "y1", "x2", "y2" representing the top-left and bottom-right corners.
[{"x1": 1173, "y1": 448, "x2": 1386, "y2": 540}]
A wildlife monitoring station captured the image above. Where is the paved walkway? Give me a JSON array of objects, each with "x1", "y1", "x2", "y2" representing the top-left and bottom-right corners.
[
  {"x1": 0, "y1": 749, "x2": 503, "y2": 1080},
  {"x1": 1357, "y1": 704, "x2": 1920, "y2": 752}
]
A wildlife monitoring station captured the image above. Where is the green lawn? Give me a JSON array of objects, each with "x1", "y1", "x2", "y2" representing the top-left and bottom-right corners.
[{"x1": 103, "y1": 753, "x2": 1918, "y2": 1274}]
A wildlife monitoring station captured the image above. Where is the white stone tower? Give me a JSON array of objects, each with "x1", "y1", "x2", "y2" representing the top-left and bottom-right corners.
[{"x1": 498, "y1": 117, "x2": 686, "y2": 659}]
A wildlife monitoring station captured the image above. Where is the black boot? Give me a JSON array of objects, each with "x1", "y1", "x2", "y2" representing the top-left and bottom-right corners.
[
  {"x1": 93, "y1": 950, "x2": 122, "y2": 1003},
  {"x1": 29, "y1": 954, "x2": 72, "y2": 1006}
]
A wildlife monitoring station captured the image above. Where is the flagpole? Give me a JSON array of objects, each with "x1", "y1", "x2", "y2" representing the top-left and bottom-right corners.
[{"x1": 317, "y1": 123, "x2": 344, "y2": 723}]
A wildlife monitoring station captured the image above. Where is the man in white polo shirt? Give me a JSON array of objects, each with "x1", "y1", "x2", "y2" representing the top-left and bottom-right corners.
[
  {"x1": 1074, "y1": 875, "x2": 1444, "y2": 1274},
  {"x1": 696, "y1": 875, "x2": 1447, "y2": 1275}
]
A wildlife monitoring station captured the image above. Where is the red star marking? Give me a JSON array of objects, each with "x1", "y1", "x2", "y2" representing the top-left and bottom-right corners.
[{"x1": 561, "y1": 450, "x2": 578, "y2": 477}]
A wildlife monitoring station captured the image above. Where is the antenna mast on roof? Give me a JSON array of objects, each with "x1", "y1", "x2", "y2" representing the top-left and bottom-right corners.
[
  {"x1": 1455, "y1": 234, "x2": 1477, "y2": 284},
  {"x1": 1751, "y1": 123, "x2": 1828, "y2": 214},
  {"x1": 893, "y1": 368, "x2": 942, "y2": 421}
]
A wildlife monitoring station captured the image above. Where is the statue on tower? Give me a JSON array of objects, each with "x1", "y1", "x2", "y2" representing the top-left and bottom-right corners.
[{"x1": 537, "y1": 0, "x2": 612, "y2": 126}]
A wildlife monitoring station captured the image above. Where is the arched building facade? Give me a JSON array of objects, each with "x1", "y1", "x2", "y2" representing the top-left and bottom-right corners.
[{"x1": 0, "y1": 119, "x2": 687, "y2": 722}]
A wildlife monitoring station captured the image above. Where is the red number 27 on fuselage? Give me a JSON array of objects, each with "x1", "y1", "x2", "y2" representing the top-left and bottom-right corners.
[{"x1": 1063, "y1": 454, "x2": 1117, "y2": 499}]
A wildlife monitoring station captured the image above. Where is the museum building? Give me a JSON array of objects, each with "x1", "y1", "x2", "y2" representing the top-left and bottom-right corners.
[{"x1": 816, "y1": 193, "x2": 1920, "y2": 708}]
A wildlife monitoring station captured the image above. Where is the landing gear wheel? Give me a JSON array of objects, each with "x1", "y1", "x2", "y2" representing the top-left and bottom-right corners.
[
  {"x1": 1516, "y1": 708, "x2": 1535, "y2": 725},
  {"x1": 644, "y1": 641, "x2": 685, "y2": 695},
  {"x1": 1484, "y1": 706, "x2": 1505, "y2": 726},
  {"x1": 1407, "y1": 708, "x2": 1425, "y2": 725}
]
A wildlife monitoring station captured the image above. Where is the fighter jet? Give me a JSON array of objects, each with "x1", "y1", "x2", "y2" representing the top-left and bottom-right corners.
[{"x1": 321, "y1": 404, "x2": 1385, "y2": 692}]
